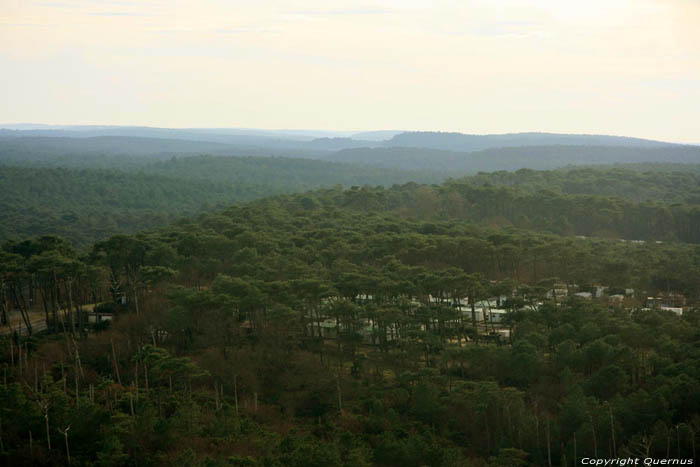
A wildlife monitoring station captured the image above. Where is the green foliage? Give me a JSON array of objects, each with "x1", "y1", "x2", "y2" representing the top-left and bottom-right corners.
[
  {"x1": 0, "y1": 156, "x2": 441, "y2": 246},
  {"x1": 2, "y1": 161, "x2": 700, "y2": 466},
  {"x1": 456, "y1": 167, "x2": 700, "y2": 205},
  {"x1": 326, "y1": 144, "x2": 700, "y2": 173}
]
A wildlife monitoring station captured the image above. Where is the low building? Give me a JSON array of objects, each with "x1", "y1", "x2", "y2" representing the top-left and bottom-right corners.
[
  {"x1": 660, "y1": 306, "x2": 683, "y2": 316},
  {"x1": 487, "y1": 309, "x2": 508, "y2": 323}
]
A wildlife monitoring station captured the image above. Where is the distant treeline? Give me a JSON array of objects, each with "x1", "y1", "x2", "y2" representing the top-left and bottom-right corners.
[
  {"x1": 3, "y1": 134, "x2": 699, "y2": 175},
  {"x1": 3, "y1": 133, "x2": 700, "y2": 247},
  {"x1": 284, "y1": 181, "x2": 700, "y2": 243},
  {"x1": 0, "y1": 157, "x2": 442, "y2": 245},
  {"x1": 3, "y1": 162, "x2": 700, "y2": 246},
  {"x1": 455, "y1": 167, "x2": 700, "y2": 204},
  {"x1": 325, "y1": 145, "x2": 700, "y2": 173}
]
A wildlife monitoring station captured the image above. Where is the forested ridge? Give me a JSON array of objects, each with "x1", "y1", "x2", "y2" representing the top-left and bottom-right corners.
[
  {"x1": 4, "y1": 134, "x2": 699, "y2": 174},
  {"x1": 0, "y1": 136, "x2": 328, "y2": 166},
  {"x1": 1, "y1": 128, "x2": 680, "y2": 155},
  {"x1": 1, "y1": 177, "x2": 700, "y2": 465},
  {"x1": 0, "y1": 165, "x2": 235, "y2": 245},
  {"x1": 454, "y1": 167, "x2": 700, "y2": 204},
  {"x1": 288, "y1": 181, "x2": 700, "y2": 243},
  {"x1": 325, "y1": 145, "x2": 700, "y2": 173},
  {"x1": 0, "y1": 157, "x2": 442, "y2": 245},
  {"x1": 144, "y1": 155, "x2": 442, "y2": 186},
  {"x1": 385, "y1": 131, "x2": 675, "y2": 152},
  {"x1": 4, "y1": 160, "x2": 700, "y2": 246}
]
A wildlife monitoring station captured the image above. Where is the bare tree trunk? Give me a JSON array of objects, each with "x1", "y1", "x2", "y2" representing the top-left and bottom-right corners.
[
  {"x1": 74, "y1": 368, "x2": 79, "y2": 409},
  {"x1": 0, "y1": 282, "x2": 8, "y2": 326},
  {"x1": 689, "y1": 427, "x2": 696, "y2": 461},
  {"x1": 546, "y1": 418, "x2": 552, "y2": 467},
  {"x1": 234, "y1": 374, "x2": 239, "y2": 416},
  {"x1": 535, "y1": 406, "x2": 542, "y2": 464},
  {"x1": 61, "y1": 354, "x2": 66, "y2": 394},
  {"x1": 336, "y1": 374, "x2": 343, "y2": 413},
  {"x1": 66, "y1": 281, "x2": 75, "y2": 335},
  {"x1": 110, "y1": 338, "x2": 121, "y2": 385},
  {"x1": 72, "y1": 339, "x2": 83, "y2": 378},
  {"x1": 44, "y1": 406, "x2": 51, "y2": 451},
  {"x1": 589, "y1": 412, "x2": 598, "y2": 457},
  {"x1": 609, "y1": 405, "x2": 617, "y2": 457},
  {"x1": 470, "y1": 301, "x2": 479, "y2": 344},
  {"x1": 131, "y1": 277, "x2": 140, "y2": 316},
  {"x1": 60, "y1": 427, "x2": 70, "y2": 465},
  {"x1": 561, "y1": 443, "x2": 568, "y2": 467},
  {"x1": 53, "y1": 268, "x2": 60, "y2": 333},
  {"x1": 12, "y1": 287, "x2": 32, "y2": 335}
]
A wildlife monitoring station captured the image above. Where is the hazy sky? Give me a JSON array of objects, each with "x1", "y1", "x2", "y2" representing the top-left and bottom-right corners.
[{"x1": 1, "y1": 0, "x2": 699, "y2": 142}]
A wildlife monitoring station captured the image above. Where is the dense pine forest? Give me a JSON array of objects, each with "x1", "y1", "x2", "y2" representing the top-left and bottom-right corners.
[
  {"x1": 2, "y1": 133, "x2": 700, "y2": 247},
  {"x1": 1, "y1": 130, "x2": 700, "y2": 466},
  {"x1": 0, "y1": 156, "x2": 441, "y2": 245},
  {"x1": 1, "y1": 167, "x2": 700, "y2": 465}
]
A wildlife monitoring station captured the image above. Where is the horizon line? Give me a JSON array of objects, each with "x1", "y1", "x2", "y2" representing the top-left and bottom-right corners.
[{"x1": 1, "y1": 123, "x2": 696, "y2": 145}]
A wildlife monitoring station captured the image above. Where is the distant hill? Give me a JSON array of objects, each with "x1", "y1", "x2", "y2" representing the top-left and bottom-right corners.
[
  {"x1": 6, "y1": 134, "x2": 698, "y2": 177},
  {"x1": 4, "y1": 126, "x2": 688, "y2": 155},
  {"x1": 324, "y1": 145, "x2": 700, "y2": 173},
  {"x1": 385, "y1": 131, "x2": 677, "y2": 152},
  {"x1": 305, "y1": 137, "x2": 377, "y2": 151},
  {"x1": 0, "y1": 136, "x2": 329, "y2": 166},
  {"x1": 350, "y1": 130, "x2": 403, "y2": 141},
  {"x1": 0, "y1": 124, "x2": 354, "y2": 140},
  {"x1": 0, "y1": 135, "x2": 235, "y2": 157},
  {"x1": 0, "y1": 128, "x2": 317, "y2": 150},
  {"x1": 0, "y1": 127, "x2": 376, "y2": 152}
]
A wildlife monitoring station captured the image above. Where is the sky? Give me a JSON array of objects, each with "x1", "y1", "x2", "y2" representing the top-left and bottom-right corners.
[{"x1": 1, "y1": 0, "x2": 699, "y2": 143}]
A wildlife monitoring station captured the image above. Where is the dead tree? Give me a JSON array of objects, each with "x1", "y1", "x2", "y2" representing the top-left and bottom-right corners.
[{"x1": 58, "y1": 426, "x2": 71, "y2": 465}]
